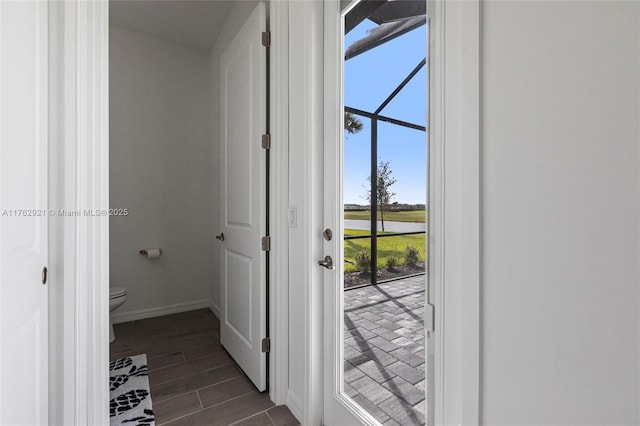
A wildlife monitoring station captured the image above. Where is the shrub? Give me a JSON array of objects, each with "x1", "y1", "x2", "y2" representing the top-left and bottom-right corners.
[
  {"x1": 404, "y1": 246, "x2": 420, "y2": 266},
  {"x1": 386, "y1": 255, "x2": 399, "y2": 271},
  {"x1": 355, "y1": 251, "x2": 371, "y2": 273}
]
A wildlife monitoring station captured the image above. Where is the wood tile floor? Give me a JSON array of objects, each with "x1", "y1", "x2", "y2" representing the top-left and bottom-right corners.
[{"x1": 110, "y1": 308, "x2": 299, "y2": 426}]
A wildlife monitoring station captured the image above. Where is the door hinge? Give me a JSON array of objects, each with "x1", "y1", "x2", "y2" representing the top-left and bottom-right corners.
[
  {"x1": 261, "y1": 236, "x2": 271, "y2": 251},
  {"x1": 261, "y1": 337, "x2": 271, "y2": 353},
  {"x1": 261, "y1": 31, "x2": 271, "y2": 47},
  {"x1": 425, "y1": 302, "x2": 435, "y2": 332},
  {"x1": 261, "y1": 134, "x2": 271, "y2": 149}
]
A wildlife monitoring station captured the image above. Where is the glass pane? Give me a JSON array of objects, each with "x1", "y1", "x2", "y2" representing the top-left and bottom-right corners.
[
  {"x1": 342, "y1": 1, "x2": 428, "y2": 425},
  {"x1": 379, "y1": 67, "x2": 428, "y2": 127},
  {"x1": 377, "y1": 122, "x2": 427, "y2": 215},
  {"x1": 344, "y1": 12, "x2": 427, "y2": 114},
  {"x1": 344, "y1": 112, "x2": 373, "y2": 288}
]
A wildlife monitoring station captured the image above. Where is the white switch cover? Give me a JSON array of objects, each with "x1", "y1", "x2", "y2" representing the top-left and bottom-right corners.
[{"x1": 288, "y1": 207, "x2": 297, "y2": 228}]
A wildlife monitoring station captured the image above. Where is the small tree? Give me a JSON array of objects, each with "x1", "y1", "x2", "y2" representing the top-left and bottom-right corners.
[{"x1": 363, "y1": 159, "x2": 397, "y2": 231}]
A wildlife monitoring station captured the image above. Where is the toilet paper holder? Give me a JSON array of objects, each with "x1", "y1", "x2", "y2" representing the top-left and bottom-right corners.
[{"x1": 139, "y1": 248, "x2": 163, "y2": 257}]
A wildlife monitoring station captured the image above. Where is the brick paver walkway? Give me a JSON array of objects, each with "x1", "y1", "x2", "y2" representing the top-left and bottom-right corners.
[{"x1": 343, "y1": 276, "x2": 425, "y2": 426}]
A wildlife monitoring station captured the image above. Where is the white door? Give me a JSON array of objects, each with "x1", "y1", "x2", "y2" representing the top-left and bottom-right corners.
[
  {"x1": 218, "y1": 2, "x2": 268, "y2": 392},
  {"x1": 322, "y1": 1, "x2": 431, "y2": 424},
  {"x1": 0, "y1": 1, "x2": 49, "y2": 425}
]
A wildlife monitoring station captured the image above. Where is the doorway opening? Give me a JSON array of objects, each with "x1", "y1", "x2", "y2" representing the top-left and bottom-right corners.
[
  {"x1": 341, "y1": 1, "x2": 428, "y2": 425},
  {"x1": 107, "y1": 1, "x2": 287, "y2": 424}
]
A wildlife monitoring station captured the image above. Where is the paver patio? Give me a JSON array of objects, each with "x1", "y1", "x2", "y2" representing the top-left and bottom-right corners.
[{"x1": 343, "y1": 276, "x2": 426, "y2": 426}]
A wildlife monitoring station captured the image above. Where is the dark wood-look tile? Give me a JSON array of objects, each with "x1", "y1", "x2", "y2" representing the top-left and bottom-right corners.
[
  {"x1": 144, "y1": 332, "x2": 218, "y2": 358},
  {"x1": 136, "y1": 328, "x2": 216, "y2": 350},
  {"x1": 147, "y1": 351, "x2": 185, "y2": 371},
  {"x1": 154, "y1": 392, "x2": 202, "y2": 425},
  {"x1": 131, "y1": 316, "x2": 179, "y2": 333},
  {"x1": 109, "y1": 335, "x2": 135, "y2": 354},
  {"x1": 112, "y1": 321, "x2": 138, "y2": 339},
  {"x1": 165, "y1": 392, "x2": 274, "y2": 426},
  {"x1": 151, "y1": 364, "x2": 243, "y2": 403},
  {"x1": 266, "y1": 405, "x2": 300, "y2": 426},
  {"x1": 111, "y1": 309, "x2": 295, "y2": 424},
  {"x1": 149, "y1": 350, "x2": 234, "y2": 386},
  {"x1": 198, "y1": 376, "x2": 256, "y2": 408},
  {"x1": 173, "y1": 315, "x2": 219, "y2": 332},
  {"x1": 233, "y1": 413, "x2": 274, "y2": 426},
  {"x1": 110, "y1": 349, "x2": 138, "y2": 362},
  {"x1": 183, "y1": 342, "x2": 224, "y2": 361}
]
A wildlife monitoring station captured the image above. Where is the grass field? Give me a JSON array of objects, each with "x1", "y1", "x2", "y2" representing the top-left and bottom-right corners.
[
  {"x1": 343, "y1": 229, "x2": 426, "y2": 273},
  {"x1": 343, "y1": 210, "x2": 426, "y2": 223}
]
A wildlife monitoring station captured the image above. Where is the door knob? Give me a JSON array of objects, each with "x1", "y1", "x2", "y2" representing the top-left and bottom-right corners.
[
  {"x1": 318, "y1": 255, "x2": 334, "y2": 270},
  {"x1": 216, "y1": 233, "x2": 225, "y2": 241}
]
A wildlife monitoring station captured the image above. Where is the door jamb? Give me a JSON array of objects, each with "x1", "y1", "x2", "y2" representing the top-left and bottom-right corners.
[
  {"x1": 428, "y1": 0, "x2": 481, "y2": 423},
  {"x1": 268, "y1": 0, "x2": 290, "y2": 407},
  {"x1": 72, "y1": 1, "x2": 111, "y2": 423},
  {"x1": 53, "y1": 1, "x2": 110, "y2": 424}
]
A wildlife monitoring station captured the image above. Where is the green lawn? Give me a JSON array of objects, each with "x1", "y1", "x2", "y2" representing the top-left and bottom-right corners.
[
  {"x1": 343, "y1": 210, "x2": 426, "y2": 223},
  {"x1": 343, "y1": 229, "x2": 426, "y2": 273}
]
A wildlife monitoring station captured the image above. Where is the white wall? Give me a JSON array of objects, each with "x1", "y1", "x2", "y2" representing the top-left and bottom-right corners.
[
  {"x1": 208, "y1": 0, "x2": 259, "y2": 316},
  {"x1": 481, "y1": 1, "x2": 639, "y2": 424},
  {"x1": 110, "y1": 26, "x2": 214, "y2": 320}
]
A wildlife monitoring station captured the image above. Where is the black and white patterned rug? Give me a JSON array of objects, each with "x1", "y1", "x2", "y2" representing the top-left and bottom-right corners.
[{"x1": 109, "y1": 354, "x2": 156, "y2": 426}]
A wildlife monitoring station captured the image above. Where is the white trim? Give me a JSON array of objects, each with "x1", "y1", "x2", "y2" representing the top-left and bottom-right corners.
[
  {"x1": 48, "y1": 2, "x2": 77, "y2": 423},
  {"x1": 209, "y1": 299, "x2": 221, "y2": 319},
  {"x1": 429, "y1": 0, "x2": 481, "y2": 424},
  {"x1": 286, "y1": 390, "x2": 303, "y2": 423},
  {"x1": 287, "y1": 1, "x2": 324, "y2": 424},
  {"x1": 112, "y1": 299, "x2": 213, "y2": 324},
  {"x1": 268, "y1": 0, "x2": 290, "y2": 407},
  {"x1": 72, "y1": 1, "x2": 110, "y2": 424},
  {"x1": 459, "y1": 2, "x2": 481, "y2": 422}
]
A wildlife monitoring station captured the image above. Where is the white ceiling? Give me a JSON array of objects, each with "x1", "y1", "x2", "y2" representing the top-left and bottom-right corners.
[{"x1": 110, "y1": 0, "x2": 236, "y2": 53}]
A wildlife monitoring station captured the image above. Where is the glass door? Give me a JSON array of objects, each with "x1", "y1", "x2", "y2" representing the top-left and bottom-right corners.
[{"x1": 322, "y1": 1, "x2": 429, "y2": 425}]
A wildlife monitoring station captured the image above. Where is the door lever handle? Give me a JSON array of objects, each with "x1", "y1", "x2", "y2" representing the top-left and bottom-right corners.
[
  {"x1": 318, "y1": 255, "x2": 334, "y2": 270},
  {"x1": 216, "y1": 233, "x2": 225, "y2": 241}
]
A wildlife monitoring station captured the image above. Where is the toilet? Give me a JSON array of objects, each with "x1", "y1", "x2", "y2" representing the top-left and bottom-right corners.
[{"x1": 109, "y1": 287, "x2": 128, "y2": 343}]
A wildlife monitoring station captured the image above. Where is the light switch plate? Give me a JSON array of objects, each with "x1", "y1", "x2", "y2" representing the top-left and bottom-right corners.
[{"x1": 288, "y1": 207, "x2": 297, "y2": 228}]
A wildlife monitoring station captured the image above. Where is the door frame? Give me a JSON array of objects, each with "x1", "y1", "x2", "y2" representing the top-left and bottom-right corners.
[
  {"x1": 53, "y1": 1, "x2": 291, "y2": 424},
  {"x1": 268, "y1": 0, "x2": 291, "y2": 408},
  {"x1": 49, "y1": 1, "x2": 110, "y2": 424},
  {"x1": 428, "y1": 0, "x2": 481, "y2": 423},
  {"x1": 311, "y1": 0, "x2": 480, "y2": 423}
]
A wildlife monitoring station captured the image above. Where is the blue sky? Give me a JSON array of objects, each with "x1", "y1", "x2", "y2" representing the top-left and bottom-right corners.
[{"x1": 343, "y1": 18, "x2": 427, "y2": 205}]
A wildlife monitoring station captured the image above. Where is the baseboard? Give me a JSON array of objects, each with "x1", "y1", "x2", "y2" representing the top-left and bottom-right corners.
[
  {"x1": 208, "y1": 299, "x2": 221, "y2": 320},
  {"x1": 112, "y1": 299, "x2": 211, "y2": 324},
  {"x1": 286, "y1": 390, "x2": 303, "y2": 424}
]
